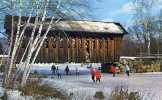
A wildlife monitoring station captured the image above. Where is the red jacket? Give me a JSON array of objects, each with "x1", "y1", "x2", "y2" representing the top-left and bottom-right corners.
[
  {"x1": 111, "y1": 66, "x2": 116, "y2": 73},
  {"x1": 95, "y1": 70, "x2": 101, "y2": 79}
]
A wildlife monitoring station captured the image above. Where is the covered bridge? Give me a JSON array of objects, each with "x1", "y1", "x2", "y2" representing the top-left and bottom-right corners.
[{"x1": 5, "y1": 15, "x2": 128, "y2": 63}]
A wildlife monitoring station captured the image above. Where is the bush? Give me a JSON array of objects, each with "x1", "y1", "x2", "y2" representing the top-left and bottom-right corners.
[
  {"x1": 18, "y1": 82, "x2": 66, "y2": 99},
  {"x1": 122, "y1": 60, "x2": 161, "y2": 73},
  {"x1": 110, "y1": 86, "x2": 141, "y2": 100},
  {"x1": 94, "y1": 91, "x2": 105, "y2": 99},
  {"x1": 0, "y1": 91, "x2": 7, "y2": 100},
  {"x1": 133, "y1": 62, "x2": 160, "y2": 73},
  {"x1": 29, "y1": 70, "x2": 47, "y2": 78},
  {"x1": 0, "y1": 65, "x2": 5, "y2": 72}
]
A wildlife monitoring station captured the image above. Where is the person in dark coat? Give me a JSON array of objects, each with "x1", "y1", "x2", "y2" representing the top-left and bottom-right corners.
[
  {"x1": 65, "y1": 65, "x2": 70, "y2": 75},
  {"x1": 51, "y1": 65, "x2": 56, "y2": 75}
]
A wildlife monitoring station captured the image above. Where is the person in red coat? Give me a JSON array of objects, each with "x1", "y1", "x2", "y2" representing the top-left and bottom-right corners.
[
  {"x1": 90, "y1": 68, "x2": 96, "y2": 82},
  {"x1": 111, "y1": 64, "x2": 116, "y2": 77},
  {"x1": 95, "y1": 69, "x2": 101, "y2": 83}
]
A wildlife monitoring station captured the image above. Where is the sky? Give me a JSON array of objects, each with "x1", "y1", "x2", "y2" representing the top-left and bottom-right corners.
[
  {"x1": 1, "y1": 0, "x2": 162, "y2": 37},
  {"x1": 89, "y1": 0, "x2": 162, "y2": 27},
  {"x1": 89, "y1": 0, "x2": 134, "y2": 27}
]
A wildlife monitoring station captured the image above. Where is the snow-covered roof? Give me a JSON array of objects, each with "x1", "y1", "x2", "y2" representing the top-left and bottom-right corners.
[
  {"x1": 0, "y1": 55, "x2": 8, "y2": 57},
  {"x1": 5, "y1": 15, "x2": 128, "y2": 34},
  {"x1": 51, "y1": 20, "x2": 127, "y2": 34}
]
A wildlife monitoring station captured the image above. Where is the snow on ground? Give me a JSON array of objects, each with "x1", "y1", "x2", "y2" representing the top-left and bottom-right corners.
[
  {"x1": 0, "y1": 85, "x2": 4, "y2": 97},
  {"x1": 17, "y1": 63, "x2": 101, "y2": 75},
  {"x1": 42, "y1": 73, "x2": 162, "y2": 100},
  {"x1": 16, "y1": 63, "x2": 162, "y2": 99},
  {"x1": 0, "y1": 73, "x2": 5, "y2": 97}
]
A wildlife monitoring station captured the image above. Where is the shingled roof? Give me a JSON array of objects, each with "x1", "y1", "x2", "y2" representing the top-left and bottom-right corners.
[{"x1": 5, "y1": 15, "x2": 128, "y2": 34}]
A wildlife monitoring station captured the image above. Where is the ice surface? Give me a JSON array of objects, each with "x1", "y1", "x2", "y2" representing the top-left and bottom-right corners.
[{"x1": 42, "y1": 73, "x2": 162, "y2": 100}]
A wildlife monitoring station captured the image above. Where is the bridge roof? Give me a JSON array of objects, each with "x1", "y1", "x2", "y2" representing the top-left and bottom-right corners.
[{"x1": 5, "y1": 15, "x2": 128, "y2": 35}]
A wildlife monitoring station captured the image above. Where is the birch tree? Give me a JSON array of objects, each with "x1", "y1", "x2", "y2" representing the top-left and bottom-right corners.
[{"x1": 2, "y1": 0, "x2": 91, "y2": 87}]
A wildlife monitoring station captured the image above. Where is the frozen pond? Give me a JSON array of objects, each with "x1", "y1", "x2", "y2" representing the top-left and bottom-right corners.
[
  {"x1": 16, "y1": 63, "x2": 162, "y2": 99},
  {"x1": 42, "y1": 72, "x2": 162, "y2": 100}
]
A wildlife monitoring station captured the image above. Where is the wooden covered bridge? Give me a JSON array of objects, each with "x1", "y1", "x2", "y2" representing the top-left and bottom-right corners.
[{"x1": 5, "y1": 16, "x2": 128, "y2": 63}]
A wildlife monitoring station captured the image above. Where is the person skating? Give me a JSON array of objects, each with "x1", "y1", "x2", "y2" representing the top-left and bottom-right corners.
[
  {"x1": 90, "y1": 68, "x2": 96, "y2": 82},
  {"x1": 51, "y1": 64, "x2": 56, "y2": 75},
  {"x1": 56, "y1": 67, "x2": 61, "y2": 79},
  {"x1": 95, "y1": 69, "x2": 101, "y2": 83},
  {"x1": 125, "y1": 64, "x2": 130, "y2": 76},
  {"x1": 75, "y1": 67, "x2": 79, "y2": 76},
  {"x1": 111, "y1": 64, "x2": 116, "y2": 77},
  {"x1": 65, "y1": 65, "x2": 70, "y2": 75}
]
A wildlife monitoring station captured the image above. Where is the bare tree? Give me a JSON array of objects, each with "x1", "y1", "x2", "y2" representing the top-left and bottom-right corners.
[
  {"x1": 1, "y1": 0, "x2": 91, "y2": 87},
  {"x1": 130, "y1": 0, "x2": 156, "y2": 55}
]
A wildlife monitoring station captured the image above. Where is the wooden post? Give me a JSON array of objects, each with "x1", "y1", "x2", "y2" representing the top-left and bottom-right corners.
[
  {"x1": 52, "y1": 37, "x2": 56, "y2": 62},
  {"x1": 48, "y1": 37, "x2": 53, "y2": 62},
  {"x1": 75, "y1": 37, "x2": 79, "y2": 62},
  {"x1": 64, "y1": 37, "x2": 68, "y2": 62},
  {"x1": 111, "y1": 37, "x2": 115, "y2": 61},
  {"x1": 78, "y1": 38, "x2": 81, "y2": 62},
  {"x1": 96, "y1": 38, "x2": 99, "y2": 62},
  {"x1": 55, "y1": 37, "x2": 59, "y2": 63},
  {"x1": 105, "y1": 38, "x2": 109, "y2": 62},
  {"x1": 82, "y1": 38, "x2": 86, "y2": 62},
  {"x1": 89, "y1": 37, "x2": 92, "y2": 62}
]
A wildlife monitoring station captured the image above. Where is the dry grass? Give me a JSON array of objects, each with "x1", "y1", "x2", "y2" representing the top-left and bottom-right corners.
[
  {"x1": 18, "y1": 81, "x2": 67, "y2": 99},
  {"x1": 133, "y1": 62, "x2": 160, "y2": 73},
  {"x1": 110, "y1": 86, "x2": 141, "y2": 100},
  {"x1": 94, "y1": 91, "x2": 105, "y2": 99}
]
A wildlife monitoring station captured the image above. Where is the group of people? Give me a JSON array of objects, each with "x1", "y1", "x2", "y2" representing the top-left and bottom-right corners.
[
  {"x1": 89, "y1": 63, "x2": 130, "y2": 83},
  {"x1": 51, "y1": 65, "x2": 62, "y2": 78},
  {"x1": 90, "y1": 68, "x2": 102, "y2": 83},
  {"x1": 51, "y1": 63, "x2": 130, "y2": 82},
  {"x1": 111, "y1": 64, "x2": 130, "y2": 77},
  {"x1": 51, "y1": 65, "x2": 80, "y2": 78}
]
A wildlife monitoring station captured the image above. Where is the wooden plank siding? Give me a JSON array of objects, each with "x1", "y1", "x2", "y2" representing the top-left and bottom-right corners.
[
  {"x1": 5, "y1": 15, "x2": 128, "y2": 63},
  {"x1": 18, "y1": 34, "x2": 124, "y2": 63}
]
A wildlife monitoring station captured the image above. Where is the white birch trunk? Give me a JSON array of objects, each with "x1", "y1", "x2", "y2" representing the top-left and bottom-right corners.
[
  {"x1": 20, "y1": 16, "x2": 39, "y2": 85},
  {"x1": 22, "y1": 0, "x2": 63, "y2": 84},
  {"x1": 3, "y1": 15, "x2": 14, "y2": 85},
  {"x1": 6, "y1": 15, "x2": 22, "y2": 85},
  {"x1": 24, "y1": 17, "x2": 57, "y2": 83},
  {"x1": 21, "y1": 1, "x2": 49, "y2": 85},
  {"x1": 5, "y1": 0, "x2": 35, "y2": 85}
]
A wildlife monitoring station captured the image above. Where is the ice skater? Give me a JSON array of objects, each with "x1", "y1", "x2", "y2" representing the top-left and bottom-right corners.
[
  {"x1": 56, "y1": 67, "x2": 61, "y2": 79},
  {"x1": 65, "y1": 65, "x2": 70, "y2": 75},
  {"x1": 125, "y1": 64, "x2": 130, "y2": 76},
  {"x1": 95, "y1": 69, "x2": 101, "y2": 83},
  {"x1": 90, "y1": 68, "x2": 96, "y2": 82},
  {"x1": 51, "y1": 64, "x2": 56, "y2": 75},
  {"x1": 75, "y1": 67, "x2": 79, "y2": 76},
  {"x1": 111, "y1": 64, "x2": 116, "y2": 77}
]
